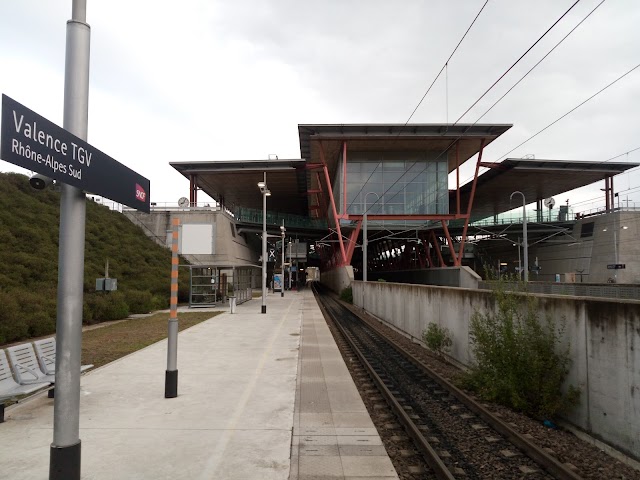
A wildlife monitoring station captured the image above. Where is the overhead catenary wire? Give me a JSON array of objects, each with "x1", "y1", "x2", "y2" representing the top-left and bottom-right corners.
[
  {"x1": 473, "y1": 0, "x2": 607, "y2": 124},
  {"x1": 455, "y1": 0, "x2": 582, "y2": 123},
  {"x1": 348, "y1": 1, "x2": 491, "y2": 214},
  {"x1": 495, "y1": 62, "x2": 640, "y2": 161},
  {"x1": 362, "y1": 0, "x2": 591, "y2": 216},
  {"x1": 401, "y1": 0, "x2": 490, "y2": 129}
]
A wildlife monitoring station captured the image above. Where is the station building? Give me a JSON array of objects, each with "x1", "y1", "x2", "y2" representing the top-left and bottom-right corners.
[{"x1": 125, "y1": 123, "x2": 639, "y2": 298}]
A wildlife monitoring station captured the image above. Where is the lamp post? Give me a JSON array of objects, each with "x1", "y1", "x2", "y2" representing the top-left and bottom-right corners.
[
  {"x1": 258, "y1": 173, "x2": 270, "y2": 313},
  {"x1": 510, "y1": 191, "x2": 528, "y2": 282},
  {"x1": 280, "y1": 220, "x2": 285, "y2": 297},
  {"x1": 362, "y1": 192, "x2": 380, "y2": 282},
  {"x1": 288, "y1": 239, "x2": 292, "y2": 290}
]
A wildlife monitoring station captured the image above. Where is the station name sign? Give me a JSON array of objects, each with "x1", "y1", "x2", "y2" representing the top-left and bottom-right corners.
[
  {"x1": 607, "y1": 264, "x2": 625, "y2": 270},
  {"x1": 0, "y1": 94, "x2": 150, "y2": 213}
]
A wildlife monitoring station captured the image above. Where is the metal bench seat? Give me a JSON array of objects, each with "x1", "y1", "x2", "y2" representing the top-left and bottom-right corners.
[
  {"x1": 6, "y1": 343, "x2": 55, "y2": 385},
  {"x1": 0, "y1": 350, "x2": 49, "y2": 422},
  {"x1": 33, "y1": 338, "x2": 94, "y2": 375}
]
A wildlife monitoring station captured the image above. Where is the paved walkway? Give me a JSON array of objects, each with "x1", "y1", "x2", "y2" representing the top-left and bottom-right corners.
[{"x1": 0, "y1": 290, "x2": 396, "y2": 479}]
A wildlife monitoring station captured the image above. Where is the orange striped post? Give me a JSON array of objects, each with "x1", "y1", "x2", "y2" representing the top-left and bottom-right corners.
[{"x1": 165, "y1": 218, "x2": 180, "y2": 398}]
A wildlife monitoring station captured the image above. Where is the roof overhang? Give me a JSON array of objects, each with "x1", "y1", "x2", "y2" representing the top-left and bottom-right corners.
[
  {"x1": 459, "y1": 158, "x2": 640, "y2": 220},
  {"x1": 170, "y1": 159, "x2": 308, "y2": 214},
  {"x1": 299, "y1": 123, "x2": 512, "y2": 172}
]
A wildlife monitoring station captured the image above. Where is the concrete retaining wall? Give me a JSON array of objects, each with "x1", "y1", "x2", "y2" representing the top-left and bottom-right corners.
[
  {"x1": 124, "y1": 209, "x2": 258, "y2": 266},
  {"x1": 321, "y1": 266, "x2": 354, "y2": 293},
  {"x1": 368, "y1": 266, "x2": 480, "y2": 289},
  {"x1": 352, "y1": 281, "x2": 640, "y2": 459}
]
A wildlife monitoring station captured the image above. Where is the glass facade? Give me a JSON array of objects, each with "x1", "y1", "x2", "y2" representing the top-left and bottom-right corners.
[{"x1": 333, "y1": 152, "x2": 449, "y2": 227}]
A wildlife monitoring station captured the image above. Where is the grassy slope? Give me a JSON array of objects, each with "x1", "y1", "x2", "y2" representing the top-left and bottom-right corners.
[{"x1": 0, "y1": 172, "x2": 190, "y2": 344}]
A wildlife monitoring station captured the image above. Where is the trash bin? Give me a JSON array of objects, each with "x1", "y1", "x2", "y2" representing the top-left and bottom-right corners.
[{"x1": 229, "y1": 296, "x2": 237, "y2": 314}]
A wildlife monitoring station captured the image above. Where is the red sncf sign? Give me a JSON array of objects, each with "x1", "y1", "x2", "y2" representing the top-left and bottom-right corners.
[{"x1": 135, "y1": 183, "x2": 146, "y2": 202}]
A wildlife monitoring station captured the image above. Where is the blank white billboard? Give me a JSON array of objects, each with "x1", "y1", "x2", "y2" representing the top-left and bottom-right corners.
[{"x1": 181, "y1": 224, "x2": 213, "y2": 254}]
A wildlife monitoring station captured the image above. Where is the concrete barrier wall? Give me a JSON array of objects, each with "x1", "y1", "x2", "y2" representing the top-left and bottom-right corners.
[
  {"x1": 321, "y1": 266, "x2": 354, "y2": 293},
  {"x1": 352, "y1": 281, "x2": 640, "y2": 459},
  {"x1": 369, "y1": 266, "x2": 480, "y2": 289}
]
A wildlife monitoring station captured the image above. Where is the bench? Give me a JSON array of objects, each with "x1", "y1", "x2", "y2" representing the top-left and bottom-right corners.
[
  {"x1": 0, "y1": 350, "x2": 49, "y2": 422},
  {"x1": 33, "y1": 338, "x2": 93, "y2": 376},
  {"x1": 6, "y1": 343, "x2": 56, "y2": 387}
]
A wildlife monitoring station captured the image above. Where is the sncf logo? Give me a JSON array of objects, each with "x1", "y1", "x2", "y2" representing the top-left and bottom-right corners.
[{"x1": 135, "y1": 184, "x2": 146, "y2": 202}]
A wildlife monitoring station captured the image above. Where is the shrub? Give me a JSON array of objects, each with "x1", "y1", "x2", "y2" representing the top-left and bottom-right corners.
[
  {"x1": 339, "y1": 286, "x2": 353, "y2": 303},
  {"x1": 462, "y1": 284, "x2": 580, "y2": 419},
  {"x1": 422, "y1": 323, "x2": 452, "y2": 355},
  {"x1": 85, "y1": 292, "x2": 130, "y2": 322},
  {"x1": 124, "y1": 289, "x2": 154, "y2": 314}
]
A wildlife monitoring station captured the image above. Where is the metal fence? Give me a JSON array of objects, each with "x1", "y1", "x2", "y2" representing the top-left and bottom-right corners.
[
  {"x1": 234, "y1": 207, "x2": 328, "y2": 230},
  {"x1": 478, "y1": 281, "x2": 640, "y2": 300}
]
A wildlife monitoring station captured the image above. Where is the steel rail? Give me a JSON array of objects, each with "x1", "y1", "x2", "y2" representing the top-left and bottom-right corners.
[
  {"x1": 345, "y1": 301, "x2": 584, "y2": 480},
  {"x1": 314, "y1": 286, "x2": 455, "y2": 480}
]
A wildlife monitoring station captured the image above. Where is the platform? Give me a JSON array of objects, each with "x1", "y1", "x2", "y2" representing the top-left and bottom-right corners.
[{"x1": 0, "y1": 289, "x2": 396, "y2": 479}]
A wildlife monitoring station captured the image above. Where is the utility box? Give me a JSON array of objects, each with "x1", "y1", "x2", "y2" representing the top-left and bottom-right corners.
[{"x1": 96, "y1": 278, "x2": 118, "y2": 291}]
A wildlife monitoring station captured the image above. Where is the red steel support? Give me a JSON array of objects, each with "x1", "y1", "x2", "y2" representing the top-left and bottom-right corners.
[
  {"x1": 457, "y1": 139, "x2": 485, "y2": 263},
  {"x1": 441, "y1": 220, "x2": 459, "y2": 266},
  {"x1": 189, "y1": 174, "x2": 198, "y2": 206},
  {"x1": 316, "y1": 172, "x2": 324, "y2": 218},
  {"x1": 305, "y1": 163, "x2": 324, "y2": 170},
  {"x1": 345, "y1": 220, "x2": 362, "y2": 265},
  {"x1": 430, "y1": 231, "x2": 445, "y2": 267},
  {"x1": 456, "y1": 141, "x2": 461, "y2": 216},
  {"x1": 319, "y1": 142, "x2": 347, "y2": 265},
  {"x1": 343, "y1": 141, "x2": 348, "y2": 216}
]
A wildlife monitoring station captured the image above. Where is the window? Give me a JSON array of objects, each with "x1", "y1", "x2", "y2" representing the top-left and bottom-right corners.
[
  {"x1": 580, "y1": 222, "x2": 594, "y2": 238},
  {"x1": 339, "y1": 153, "x2": 449, "y2": 222}
]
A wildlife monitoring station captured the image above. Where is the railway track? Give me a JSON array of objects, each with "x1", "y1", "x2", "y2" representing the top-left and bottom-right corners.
[{"x1": 313, "y1": 283, "x2": 583, "y2": 480}]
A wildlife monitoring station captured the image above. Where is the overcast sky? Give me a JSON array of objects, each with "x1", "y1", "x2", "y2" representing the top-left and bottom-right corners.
[{"x1": 1, "y1": 0, "x2": 639, "y2": 213}]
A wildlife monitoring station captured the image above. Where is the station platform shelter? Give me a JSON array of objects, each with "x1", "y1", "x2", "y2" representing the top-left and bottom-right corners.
[{"x1": 165, "y1": 123, "x2": 638, "y2": 290}]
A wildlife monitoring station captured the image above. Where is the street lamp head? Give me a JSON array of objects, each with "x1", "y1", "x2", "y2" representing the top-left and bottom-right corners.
[
  {"x1": 257, "y1": 181, "x2": 266, "y2": 188},
  {"x1": 264, "y1": 189, "x2": 271, "y2": 196}
]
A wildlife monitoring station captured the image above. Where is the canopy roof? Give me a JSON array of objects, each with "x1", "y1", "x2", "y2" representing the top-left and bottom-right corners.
[
  {"x1": 171, "y1": 123, "x2": 512, "y2": 216},
  {"x1": 458, "y1": 158, "x2": 640, "y2": 220},
  {"x1": 170, "y1": 159, "x2": 309, "y2": 215},
  {"x1": 170, "y1": 125, "x2": 637, "y2": 223}
]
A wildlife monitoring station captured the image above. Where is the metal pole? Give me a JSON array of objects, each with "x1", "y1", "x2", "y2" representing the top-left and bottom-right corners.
[
  {"x1": 363, "y1": 212, "x2": 367, "y2": 282},
  {"x1": 51, "y1": 1, "x2": 89, "y2": 478},
  {"x1": 261, "y1": 172, "x2": 267, "y2": 314},
  {"x1": 288, "y1": 239, "x2": 292, "y2": 290},
  {"x1": 613, "y1": 210, "x2": 620, "y2": 282},
  {"x1": 294, "y1": 238, "x2": 298, "y2": 289},
  {"x1": 511, "y1": 191, "x2": 528, "y2": 282},
  {"x1": 165, "y1": 218, "x2": 180, "y2": 398},
  {"x1": 281, "y1": 220, "x2": 285, "y2": 297},
  {"x1": 517, "y1": 237, "x2": 522, "y2": 280}
]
